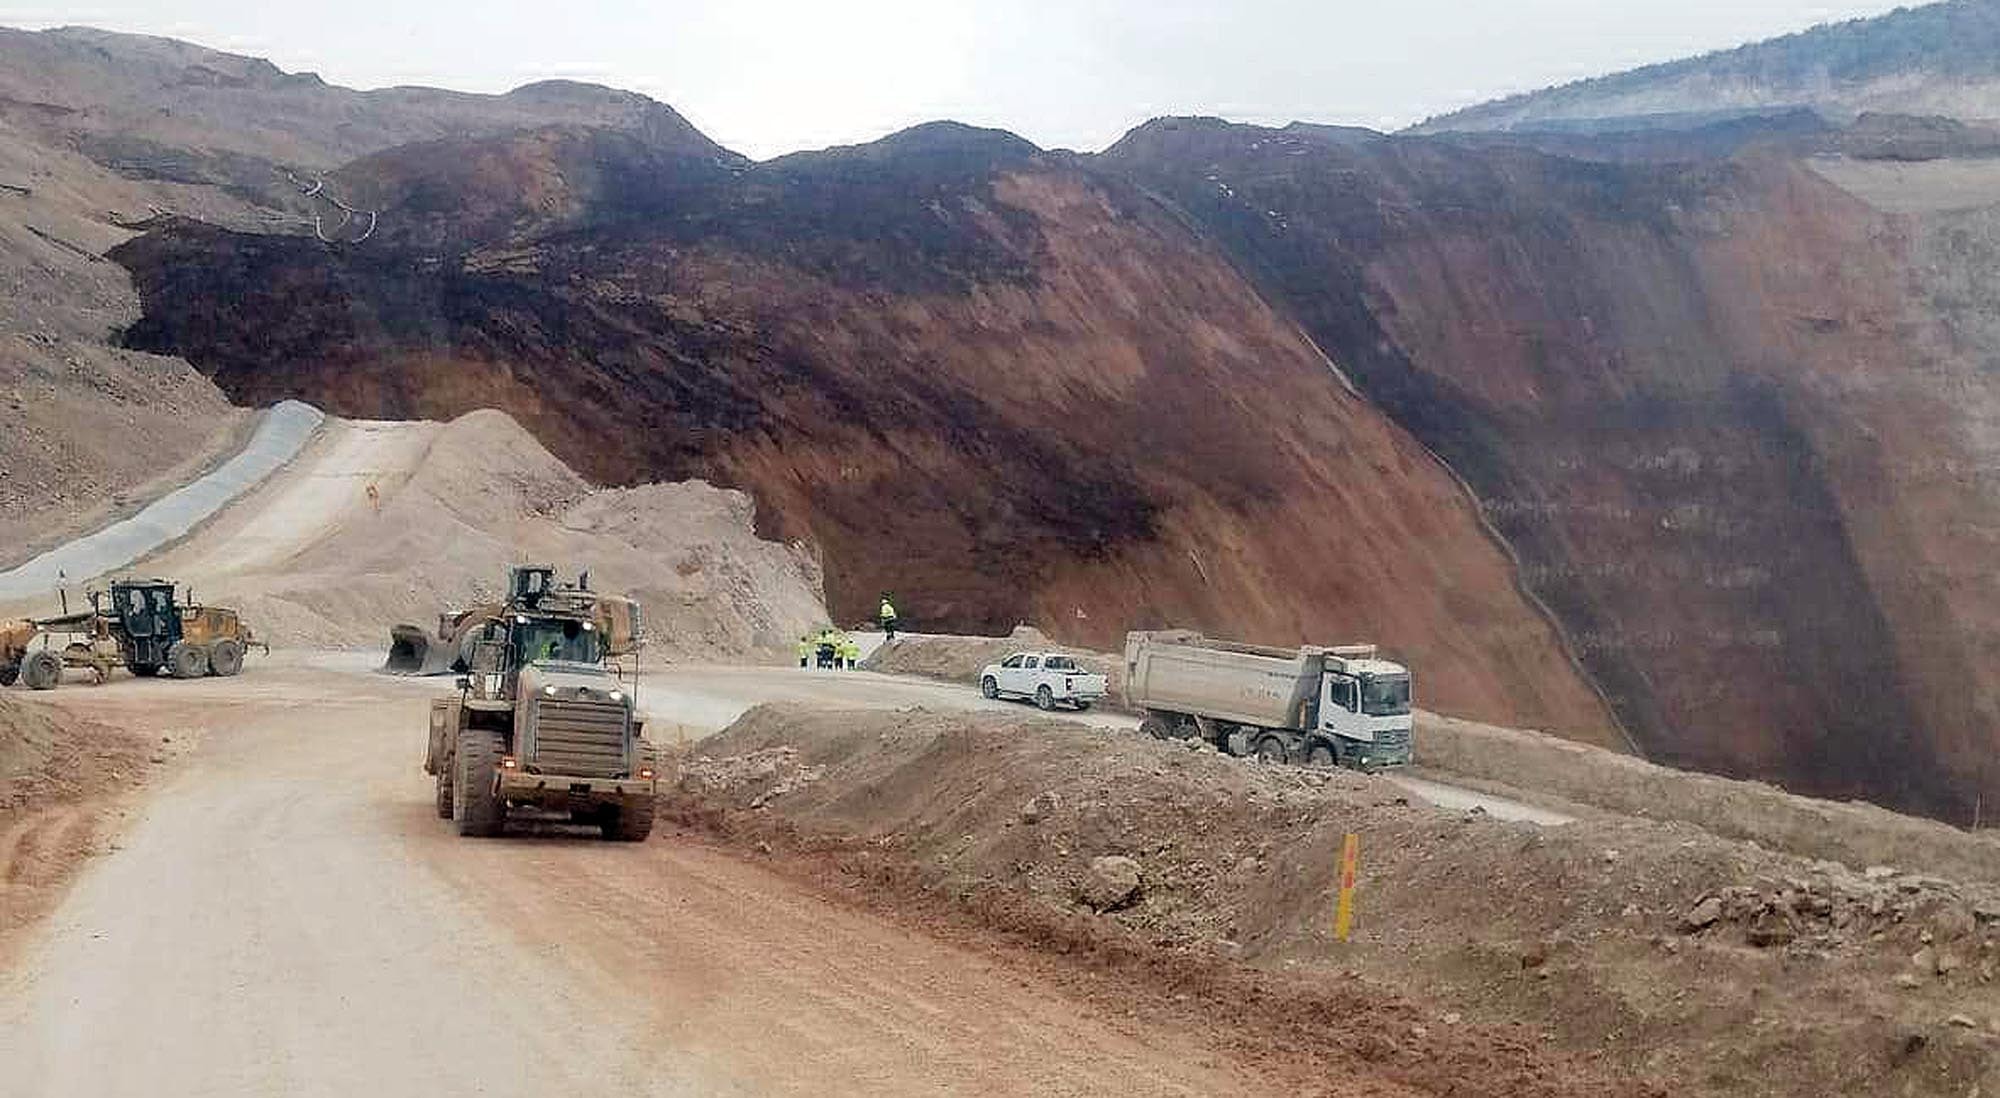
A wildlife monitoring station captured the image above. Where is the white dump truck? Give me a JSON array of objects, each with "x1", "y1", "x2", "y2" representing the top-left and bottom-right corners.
[
  {"x1": 979, "y1": 651, "x2": 1108, "y2": 710},
  {"x1": 1123, "y1": 631, "x2": 1412, "y2": 768}
]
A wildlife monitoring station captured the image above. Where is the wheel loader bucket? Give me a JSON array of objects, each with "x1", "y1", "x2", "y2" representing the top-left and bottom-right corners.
[{"x1": 385, "y1": 624, "x2": 456, "y2": 676}]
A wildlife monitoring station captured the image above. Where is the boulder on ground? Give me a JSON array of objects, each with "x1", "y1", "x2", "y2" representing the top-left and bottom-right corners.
[{"x1": 1081, "y1": 855, "x2": 1143, "y2": 911}]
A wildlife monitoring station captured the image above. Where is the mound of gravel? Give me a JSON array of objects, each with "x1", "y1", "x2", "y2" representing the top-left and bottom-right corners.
[
  {"x1": 674, "y1": 703, "x2": 2000, "y2": 1098},
  {"x1": 157, "y1": 409, "x2": 828, "y2": 662}
]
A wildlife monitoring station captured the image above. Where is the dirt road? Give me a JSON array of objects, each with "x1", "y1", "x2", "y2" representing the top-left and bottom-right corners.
[
  {"x1": 618, "y1": 662, "x2": 1574, "y2": 825},
  {"x1": 0, "y1": 662, "x2": 1276, "y2": 1097},
  {"x1": 0, "y1": 401, "x2": 323, "y2": 602}
]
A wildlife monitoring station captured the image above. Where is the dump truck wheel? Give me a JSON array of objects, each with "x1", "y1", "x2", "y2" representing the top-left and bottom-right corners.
[
  {"x1": 980, "y1": 676, "x2": 998, "y2": 699},
  {"x1": 1139, "y1": 715, "x2": 1171, "y2": 739},
  {"x1": 208, "y1": 639, "x2": 244, "y2": 677},
  {"x1": 0, "y1": 662, "x2": 17, "y2": 687},
  {"x1": 434, "y1": 766, "x2": 454, "y2": 819},
  {"x1": 1035, "y1": 685, "x2": 1055, "y2": 710},
  {"x1": 1256, "y1": 736, "x2": 1289, "y2": 764},
  {"x1": 453, "y1": 727, "x2": 506, "y2": 837},
  {"x1": 603, "y1": 796, "x2": 656, "y2": 842},
  {"x1": 22, "y1": 651, "x2": 62, "y2": 691},
  {"x1": 168, "y1": 642, "x2": 208, "y2": 680},
  {"x1": 1306, "y1": 743, "x2": 1338, "y2": 768}
]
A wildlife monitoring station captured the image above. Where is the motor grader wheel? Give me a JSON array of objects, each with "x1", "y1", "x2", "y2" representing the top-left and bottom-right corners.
[
  {"x1": 168, "y1": 642, "x2": 209, "y2": 680},
  {"x1": 22, "y1": 651, "x2": 61, "y2": 691},
  {"x1": 208, "y1": 639, "x2": 244, "y2": 677}
]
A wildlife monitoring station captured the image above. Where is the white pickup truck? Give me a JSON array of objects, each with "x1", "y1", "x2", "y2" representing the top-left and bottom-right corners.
[{"x1": 979, "y1": 652, "x2": 1108, "y2": 711}]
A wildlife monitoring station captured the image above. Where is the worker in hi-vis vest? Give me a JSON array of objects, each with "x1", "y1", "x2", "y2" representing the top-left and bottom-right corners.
[{"x1": 877, "y1": 595, "x2": 899, "y2": 641}]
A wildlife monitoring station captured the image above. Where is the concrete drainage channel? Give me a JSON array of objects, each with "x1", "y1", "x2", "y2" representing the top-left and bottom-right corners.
[{"x1": 0, "y1": 401, "x2": 325, "y2": 601}]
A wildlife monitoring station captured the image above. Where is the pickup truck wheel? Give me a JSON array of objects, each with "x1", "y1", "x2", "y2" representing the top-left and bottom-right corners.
[
  {"x1": 1072, "y1": 700, "x2": 1093, "y2": 712},
  {"x1": 980, "y1": 676, "x2": 999, "y2": 699},
  {"x1": 22, "y1": 651, "x2": 62, "y2": 691},
  {"x1": 1255, "y1": 736, "x2": 1289, "y2": 764},
  {"x1": 1035, "y1": 685, "x2": 1055, "y2": 710},
  {"x1": 453, "y1": 727, "x2": 507, "y2": 837},
  {"x1": 1306, "y1": 743, "x2": 1338, "y2": 768}
]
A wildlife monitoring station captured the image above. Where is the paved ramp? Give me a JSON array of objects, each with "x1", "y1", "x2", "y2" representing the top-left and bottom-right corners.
[{"x1": 0, "y1": 401, "x2": 324, "y2": 601}]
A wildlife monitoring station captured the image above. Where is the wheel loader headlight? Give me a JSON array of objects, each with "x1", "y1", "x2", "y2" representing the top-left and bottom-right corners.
[
  {"x1": 542, "y1": 685, "x2": 557, "y2": 697},
  {"x1": 607, "y1": 690, "x2": 623, "y2": 702}
]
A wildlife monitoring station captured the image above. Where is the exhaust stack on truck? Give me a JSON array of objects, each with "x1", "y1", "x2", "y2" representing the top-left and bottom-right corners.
[{"x1": 1123, "y1": 631, "x2": 1413, "y2": 769}]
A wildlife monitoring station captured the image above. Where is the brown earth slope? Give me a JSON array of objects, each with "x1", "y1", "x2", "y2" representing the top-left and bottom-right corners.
[
  {"x1": 106, "y1": 120, "x2": 1616, "y2": 744},
  {"x1": 1102, "y1": 117, "x2": 2000, "y2": 821}
]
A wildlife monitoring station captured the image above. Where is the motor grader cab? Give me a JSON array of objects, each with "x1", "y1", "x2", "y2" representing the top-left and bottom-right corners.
[
  {"x1": 93, "y1": 580, "x2": 259, "y2": 680},
  {"x1": 421, "y1": 566, "x2": 656, "y2": 841}
]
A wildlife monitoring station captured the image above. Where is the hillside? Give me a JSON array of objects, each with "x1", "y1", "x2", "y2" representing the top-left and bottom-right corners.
[
  {"x1": 107, "y1": 118, "x2": 1617, "y2": 743},
  {"x1": 1101, "y1": 116, "x2": 2000, "y2": 821},
  {"x1": 22, "y1": 24, "x2": 2000, "y2": 822},
  {"x1": 0, "y1": 26, "x2": 737, "y2": 563},
  {"x1": 1420, "y1": 0, "x2": 2000, "y2": 133}
]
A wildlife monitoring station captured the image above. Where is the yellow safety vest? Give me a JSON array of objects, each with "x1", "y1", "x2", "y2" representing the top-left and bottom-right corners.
[{"x1": 879, "y1": 600, "x2": 897, "y2": 620}]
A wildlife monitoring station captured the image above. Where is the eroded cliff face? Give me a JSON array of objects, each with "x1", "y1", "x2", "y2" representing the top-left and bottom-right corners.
[
  {"x1": 109, "y1": 124, "x2": 1618, "y2": 743},
  {"x1": 1106, "y1": 119, "x2": 2000, "y2": 819}
]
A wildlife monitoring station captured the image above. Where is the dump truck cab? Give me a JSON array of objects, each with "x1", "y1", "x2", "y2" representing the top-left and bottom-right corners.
[
  {"x1": 1316, "y1": 647, "x2": 1414, "y2": 768},
  {"x1": 424, "y1": 565, "x2": 656, "y2": 841}
]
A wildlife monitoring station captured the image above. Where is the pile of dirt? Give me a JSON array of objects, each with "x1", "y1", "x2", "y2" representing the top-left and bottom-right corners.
[
  {"x1": 0, "y1": 693, "x2": 162, "y2": 955},
  {"x1": 863, "y1": 626, "x2": 1125, "y2": 697},
  {"x1": 1415, "y1": 711, "x2": 2000, "y2": 886},
  {"x1": 670, "y1": 704, "x2": 2000, "y2": 1098},
  {"x1": 142, "y1": 409, "x2": 828, "y2": 662}
]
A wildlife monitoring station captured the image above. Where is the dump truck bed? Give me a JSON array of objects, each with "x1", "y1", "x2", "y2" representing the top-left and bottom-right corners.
[{"x1": 1123, "y1": 631, "x2": 1324, "y2": 730}]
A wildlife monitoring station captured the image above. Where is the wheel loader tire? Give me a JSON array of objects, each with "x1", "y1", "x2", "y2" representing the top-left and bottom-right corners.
[
  {"x1": 127, "y1": 663, "x2": 159, "y2": 679},
  {"x1": 22, "y1": 651, "x2": 62, "y2": 691},
  {"x1": 168, "y1": 643, "x2": 208, "y2": 680},
  {"x1": 208, "y1": 639, "x2": 244, "y2": 677},
  {"x1": 0, "y1": 662, "x2": 17, "y2": 687},
  {"x1": 434, "y1": 766, "x2": 454, "y2": 820},
  {"x1": 1035, "y1": 685, "x2": 1055, "y2": 711},
  {"x1": 980, "y1": 676, "x2": 999, "y2": 699},
  {"x1": 453, "y1": 727, "x2": 507, "y2": 837},
  {"x1": 603, "y1": 795, "x2": 656, "y2": 842}
]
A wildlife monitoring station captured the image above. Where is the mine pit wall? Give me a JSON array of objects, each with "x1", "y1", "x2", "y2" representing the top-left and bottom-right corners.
[{"x1": 1108, "y1": 126, "x2": 2000, "y2": 823}]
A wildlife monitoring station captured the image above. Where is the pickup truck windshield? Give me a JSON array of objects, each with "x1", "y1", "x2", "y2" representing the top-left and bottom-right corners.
[
  {"x1": 1361, "y1": 675, "x2": 1411, "y2": 716},
  {"x1": 516, "y1": 618, "x2": 602, "y2": 664}
]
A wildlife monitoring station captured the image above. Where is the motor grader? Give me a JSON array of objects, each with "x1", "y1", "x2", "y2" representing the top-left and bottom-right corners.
[{"x1": 0, "y1": 578, "x2": 261, "y2": 690}]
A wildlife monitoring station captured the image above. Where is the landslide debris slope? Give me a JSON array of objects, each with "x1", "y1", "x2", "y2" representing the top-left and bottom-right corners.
[
  {"x1": 1102, "y1": 112, "x2": 2000, "y2": 823},
  {"x1": 107, "y1": 114, "x2": 1616, "y2": 743},
  {"x1": 0, "y1": 25, "x2": 736, "y2": 560}
]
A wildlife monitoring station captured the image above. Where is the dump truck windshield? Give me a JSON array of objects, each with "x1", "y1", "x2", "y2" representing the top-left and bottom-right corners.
[
  {"x1": 1361, "y1": 675, "x2": 1411, "y2": 716},
  {"x1": 515, "y1": 618, "x2": 602, "y2": 664}
]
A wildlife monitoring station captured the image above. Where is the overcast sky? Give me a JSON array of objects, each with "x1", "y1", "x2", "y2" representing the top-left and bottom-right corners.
[{"x1": 3, "y1": 1, "x2": 1911, "y2": 159}]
